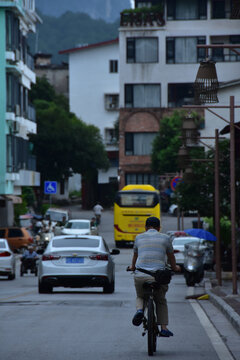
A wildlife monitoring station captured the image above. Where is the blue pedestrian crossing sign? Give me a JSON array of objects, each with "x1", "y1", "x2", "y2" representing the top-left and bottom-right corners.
[{"x1": 44, "y1": 181, "x2": 57, "y2": 194}]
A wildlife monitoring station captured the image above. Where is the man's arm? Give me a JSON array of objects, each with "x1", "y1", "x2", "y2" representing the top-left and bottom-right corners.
[
  {"x1": 167, "y1": 252, "x2": 181, "y2": 272},
  {"x1": 129, "y1": 252, "x2": 138, "y2": 271}
]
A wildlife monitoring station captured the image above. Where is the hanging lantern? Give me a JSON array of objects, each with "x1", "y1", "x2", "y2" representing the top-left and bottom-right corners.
[
  {"x1": 178, "y1": 145, "x2": 189, "y2": 169},
  {"x1": 194, "y1": 60, "x2": 219, "y2": 104},
  {"x1": 232, "y1": 0, "x2": 240, "y2": 18},
  {"x1": 182, "y1": 114, "x2": 199, "y2": 145}
]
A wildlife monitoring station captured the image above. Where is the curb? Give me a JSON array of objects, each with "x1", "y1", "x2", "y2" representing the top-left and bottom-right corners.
[{"x1": 205, "y1": 280, "x2": 240, "y2": 335}]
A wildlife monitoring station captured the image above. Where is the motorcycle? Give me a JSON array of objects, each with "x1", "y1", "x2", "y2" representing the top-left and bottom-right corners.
[{"x1": 183, "y1": 241, "x2": 205, "y2": 286}]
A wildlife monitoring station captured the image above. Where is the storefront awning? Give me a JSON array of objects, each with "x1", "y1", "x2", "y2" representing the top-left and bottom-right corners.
[{"x1": 5, "y1": 195, "x2": 22, "y2": 204}]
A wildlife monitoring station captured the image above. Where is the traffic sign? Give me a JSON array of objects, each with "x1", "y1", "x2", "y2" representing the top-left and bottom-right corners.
[
  {"x1": 170, "y1": 176, "x2": 182, "y2": 191},
  {"x1": 44, "y1": 181, "x2": 57, "y2": 194}
]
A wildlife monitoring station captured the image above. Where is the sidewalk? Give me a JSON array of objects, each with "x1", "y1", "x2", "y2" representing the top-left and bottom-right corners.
[{"x1": 204, "y1": 273, "x2": 240, "y2": 335}]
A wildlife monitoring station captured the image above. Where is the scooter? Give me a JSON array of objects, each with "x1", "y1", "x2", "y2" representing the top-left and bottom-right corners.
[{"x1": 183, "y1": 241, "x2": 205, "y2": 286}]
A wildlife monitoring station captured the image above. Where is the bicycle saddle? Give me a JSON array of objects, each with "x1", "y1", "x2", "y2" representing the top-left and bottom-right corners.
[{"x1": 143, "y1": 280, "x2": 160, "y2": 290}]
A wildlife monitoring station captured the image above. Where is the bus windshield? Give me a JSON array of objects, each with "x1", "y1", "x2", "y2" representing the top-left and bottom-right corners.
[{"x1": 116, "y1": 192, "x2": 158, "y2": 208}]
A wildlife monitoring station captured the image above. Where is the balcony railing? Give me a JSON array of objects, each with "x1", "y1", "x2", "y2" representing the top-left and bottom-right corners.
[{"x1": 120, "y1": 8, "x2": 165, "y2": 27}]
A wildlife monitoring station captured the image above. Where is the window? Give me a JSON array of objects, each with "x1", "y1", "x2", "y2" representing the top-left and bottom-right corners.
[
  {"x1": 7, "y1": 135, "x2": 36, "y2": 173},
  {"x1": 125, "y1": 84, "x2": 161, "y2": 108},
  {"x1": 168, "y1": 83, "x2": 194, "y2": 107},
  {"x1": 127, "y1": 38, "x2": 158, "y2": 63},
  {"x1": 8, "y1": 228, "x2": 23, "y2": 237},
  {"x1": 212, "y1": 0, "x2": 226, "y2": 18},
  {"x1": 125, "y1": 132, "x2": 157, "y2": 155},
  {"x1": 166, "y1": 36, "x2": 206, "y2": 63},
  {"x1": 105, "y1": 128, "x2": 117, "y2": 145},
  {"x1": 210, "y1": 35, "x2": 240, "y2": 62},
  {"x1": 167, "y1": 0, "x2": 207, "y2": 20},
  {"x1": 109, "y1": 60, "x2": 118, "y2": 73},
  {"x1": 105, "y1": 94, "x2": 119, "y2": 110},
  {"x1": 125, "y1": 173, "x2": 159, "y2": 188},
  {"x1": 5, "y1": 11, "x2": 20, "y2": 51}
]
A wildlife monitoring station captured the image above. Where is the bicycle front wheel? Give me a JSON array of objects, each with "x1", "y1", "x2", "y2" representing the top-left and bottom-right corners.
[{"x1": 147, "y1": 298, "x2": 157, "y2": 356}]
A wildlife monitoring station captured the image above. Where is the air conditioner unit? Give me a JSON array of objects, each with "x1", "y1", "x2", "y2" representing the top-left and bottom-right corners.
[
  {"x1": 12, "y1": 121, "x2": 20, "y2": 134},
  {"x1": 15, "y1": 104, "x2": 21, "y2": 117},
  {"x1": 15, "y1": 49, "x2": 20, "y2": 62}
]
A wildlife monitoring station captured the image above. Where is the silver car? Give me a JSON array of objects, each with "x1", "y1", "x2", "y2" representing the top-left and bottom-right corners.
[
  {"x1": 38, "y1": 235, "x2": 119, "y2": 294},
  {"x1": 0, "y1": 239, "x2": 16, "y2": 280}
]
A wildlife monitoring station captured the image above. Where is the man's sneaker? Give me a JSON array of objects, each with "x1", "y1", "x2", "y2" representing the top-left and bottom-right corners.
[{"x1": 132, "y1": 310, "x2": 144, "y2": 326}]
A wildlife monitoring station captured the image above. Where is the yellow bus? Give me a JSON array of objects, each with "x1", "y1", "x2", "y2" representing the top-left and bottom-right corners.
[{"x1": 114, "y1": 184, "x2": 161, "y2": 247}]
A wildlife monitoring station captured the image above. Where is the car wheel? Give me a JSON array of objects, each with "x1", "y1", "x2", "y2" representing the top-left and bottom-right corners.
[
  {"x1": 8, "y1": 273, "x2": 15, "y2": 280},
  {"x1": 38, "y1": 280, "x2": 52, "y2": 294},
  {"x1": 103, "y1": 279, "x2": 115, "y2": 294}
]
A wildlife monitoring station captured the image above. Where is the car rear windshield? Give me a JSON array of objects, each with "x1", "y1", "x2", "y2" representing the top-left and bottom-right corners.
[
  {"x1": 0, "y1": 241, "x2": 6, "y2": 249},
  {"x1": 8, "y1": 228, "x2": 23, "y2": 237},
  {"x1": 173, "y1": 238, "x2": 199, "y2": 245},
  {"x1": 52, "y1": 238, "x2": 99, "y2": 248},
  {"x1": 65, "y1": 221, "x2": 89, "y2": 229}
]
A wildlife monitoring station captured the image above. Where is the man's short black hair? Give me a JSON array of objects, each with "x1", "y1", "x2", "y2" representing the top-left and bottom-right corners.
[{"x1": 146, "y1": 216, "x2": 160, "y2": 228}]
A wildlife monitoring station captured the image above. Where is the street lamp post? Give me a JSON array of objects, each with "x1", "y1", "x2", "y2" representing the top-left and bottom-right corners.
[{"x1": 183, "y1": 97, "x2": 240, "y2": 294}]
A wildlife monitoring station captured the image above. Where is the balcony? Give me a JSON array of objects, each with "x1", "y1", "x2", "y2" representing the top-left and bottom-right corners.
[{"x1": 120, "y1": 5, "x2": 165, "y2": 27}]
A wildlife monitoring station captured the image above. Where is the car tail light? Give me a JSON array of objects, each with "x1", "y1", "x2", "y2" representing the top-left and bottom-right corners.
[
  {"x1": 174, "y1": 249, "x2": 180, "y2": 253},
  {"x1": 0, "y1": 251, "x2": 11, "y2": 257},
  {"x1": 42, "y1": 254, "x2": 61, "y2": 261},
  {"x1": 89, "y1": 254, "x2": 108, "y2": 261}
]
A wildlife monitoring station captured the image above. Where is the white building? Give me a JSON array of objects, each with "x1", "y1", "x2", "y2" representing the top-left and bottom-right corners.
[
  {"x1": 118, "y1": 0, "x2": 240, "y2": 189},
  {"x1": 60, "y1": 39, "x2": 119, "y2": 186}
]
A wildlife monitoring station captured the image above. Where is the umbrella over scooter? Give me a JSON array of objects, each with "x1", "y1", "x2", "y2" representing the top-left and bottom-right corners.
[{"x1": 184, "y1": 228, "x2": 217, "y2": 241}]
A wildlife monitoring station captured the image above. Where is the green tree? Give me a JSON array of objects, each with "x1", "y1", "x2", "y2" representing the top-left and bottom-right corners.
[
  {"x1": 28, "y1": 77, "x2": 109, "y2": 207},
  {"x1": 174, "y1": 140, "x2": 240, "y2": 223},
  {"x1": 151, "y1": 110, "x2": 185, "y2": 174}
]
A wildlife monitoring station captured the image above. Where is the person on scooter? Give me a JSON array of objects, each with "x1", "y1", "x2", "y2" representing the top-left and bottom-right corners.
[
  {"x1": 128, "y1": 217, "x2": 181, "y2": 337},
  {"x1": 21, "y1": 246, "x2": 38, "y2": 273}
]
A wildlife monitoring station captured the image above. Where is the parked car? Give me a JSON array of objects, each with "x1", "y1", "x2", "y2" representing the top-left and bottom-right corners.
[
  {"x1": 0, "y1": 238, "x2": 16, "y2": 280},
  {"x1": 61, "y1": 219, "x2": 98, "y2": 236},
  {"x1": 0, "y1": 227, "x2": 33, "y2": 252},
  {"x1": 168, "y1": 204, "x2": 198, "y2": 217},
  {"x1": 166, "y1": 230, "x2": 188, "y2": 242},
  {"x1": 172, "y1": 236, "x2": 202, "y2": 267},
  {"x1": 38, "y1": 235, "x2": 120, "y2": 294},
  {"x1": 45, "y1": 208, "x2": 69, "y2": 223}
]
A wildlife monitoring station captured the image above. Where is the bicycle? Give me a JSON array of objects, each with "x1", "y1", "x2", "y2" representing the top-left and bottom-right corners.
[{"x1": 127, "y1": 267, "x2": 172, "y2": 356}]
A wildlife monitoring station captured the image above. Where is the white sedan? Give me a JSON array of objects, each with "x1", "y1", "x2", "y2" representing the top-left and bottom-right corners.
[
  {"x1": 38, "y1": 235, "x2": 120, "y2": 294},
  {"x1": 0, "y1": 239, "x2": 16, "y2": 280},
  {"x1": 61, "y1": 219, "x2": 97, "y2": 235}
]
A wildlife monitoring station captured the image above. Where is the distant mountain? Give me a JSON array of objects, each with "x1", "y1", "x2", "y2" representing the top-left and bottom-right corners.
[
  {"x1": 28, "y1": 12, "x2": 120, "y2": 63},
  {"x1": 35, "y1": 0, "x2": 131, "y2": 22}
]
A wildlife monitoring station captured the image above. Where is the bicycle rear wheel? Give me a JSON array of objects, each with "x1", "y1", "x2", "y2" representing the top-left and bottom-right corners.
[{"x1": 147, "y1": 298, "x2": 157, "y2": 356}]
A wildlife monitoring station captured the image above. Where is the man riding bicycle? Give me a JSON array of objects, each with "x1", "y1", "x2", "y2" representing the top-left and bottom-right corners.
[{"x1": 128, "y1": 217, "x2": 181, "y2": 337}]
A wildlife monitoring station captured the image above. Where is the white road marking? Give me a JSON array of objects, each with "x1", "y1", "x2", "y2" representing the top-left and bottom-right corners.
[{"x1": 189, "y1": 299, "x2": 234, "y2": 360}]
